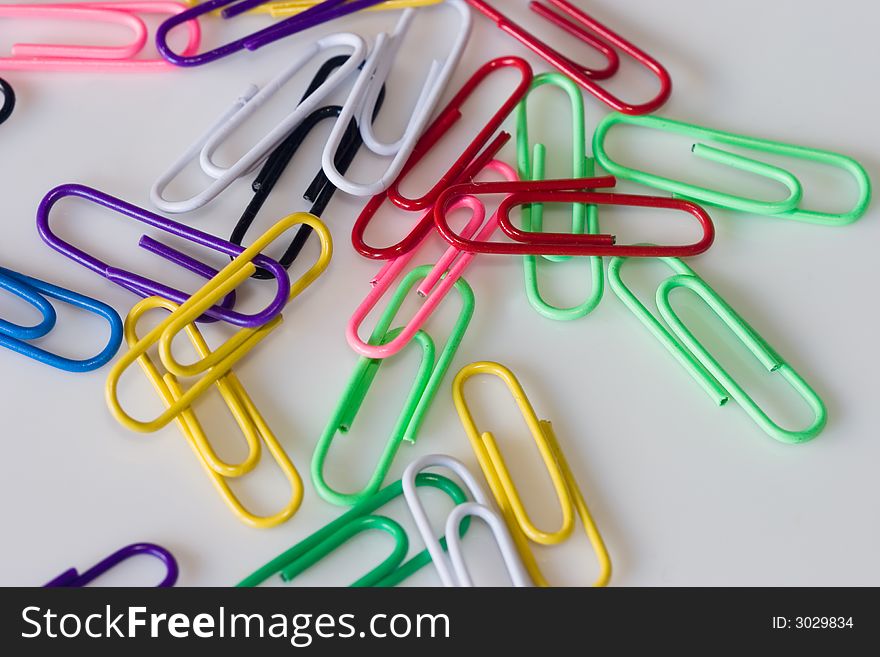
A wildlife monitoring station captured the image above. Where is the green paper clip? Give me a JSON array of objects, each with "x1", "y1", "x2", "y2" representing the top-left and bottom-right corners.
[
  {"x1": 608, "y1": 255, "x2": 826, "y2": 443},
  {"x1": 311, "y1": 265, "x2": 474, "y2": 506},
  {"x1": 593, "y1": 113, "x2": 871, "y2": 226},
  {"x1": 517, "y1": 72, "x2": 604, "y2": 320},
  {"x1": 237, "y1": 473, "x2": 471, "y2": 588}
]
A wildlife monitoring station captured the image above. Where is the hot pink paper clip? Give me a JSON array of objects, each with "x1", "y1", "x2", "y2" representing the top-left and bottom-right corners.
[
  {"x1": 0, "y1": 2, "x2": 200, "y2": 72},
  {"x1": 346, "y1": 160, "x2": 518, "y2": 360}
]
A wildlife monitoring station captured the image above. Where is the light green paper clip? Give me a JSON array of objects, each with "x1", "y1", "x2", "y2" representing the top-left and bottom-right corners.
[
  {"x1": 237, "y1": 473, "x2": 471, "y2": 588},
  {"x1": 516, "y1": 72, "x2": 603, "y2": 320},
  {"x1": 608, "y1": 255, "x2": 826, "y2": 444},
  {"x1": 594, "y1": 113, "x2": 871, "y2": 226},
  {"x1": 311, "y1": 265, "x2": 474, "y2": 506}
]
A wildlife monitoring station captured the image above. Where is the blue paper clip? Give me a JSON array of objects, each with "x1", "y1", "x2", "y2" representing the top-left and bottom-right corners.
[{"x1": 0, "y1": 267, "x2": 122, "y2": 372}]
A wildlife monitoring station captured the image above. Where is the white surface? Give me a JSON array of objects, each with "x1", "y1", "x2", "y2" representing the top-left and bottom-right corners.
[{"x1": 1, "y1": 0, "x2": 878, "y2": 587}]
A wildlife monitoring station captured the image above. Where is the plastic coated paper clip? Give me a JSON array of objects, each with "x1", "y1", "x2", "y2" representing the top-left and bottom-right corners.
[
  {"x1": 313, "y1": 266, "x2": 473, "y2": 505},
  {"x1": 151, "y1": 33, "x2": 366, "y2": 213},
  {"x1": 37, "y1": 184, "x2": 289, "y2": 328},
  {"x1": 105, "y1": 213, "x2": 331, "y2": 432},
  {"x1": 321, "y1": 1, "x2": 472, "y2": 197},
  {"x1": 0, "y1": 2, "x2": 200, "y2": 72},
  {"x1": 44, "y1": 543, "x2": 178, "y2": 587},
  {"x1": 466, "y1": 0, "x2": 671, "y2": 114},
  {"x1": 237, "y1": 473, "x2": 471, "y2": 587},
  {"x1": 120, "y1": 297, "x2": 304, "y2": 528},
  {"x1": 593, "y1": 113, "x2": 872, "y2": 226},
  {"x1": 0, "y1": 267, "x2": 122, "y2": 372},
  {"x1": 608, "y1": 255, "x2": 827, "y2": 444},
  {"x1": 403, "y1": 454, "x2": 532, "y2": 587},
  {"x1": 454, "y1": 362, "x2": 611, "y2": 587}
]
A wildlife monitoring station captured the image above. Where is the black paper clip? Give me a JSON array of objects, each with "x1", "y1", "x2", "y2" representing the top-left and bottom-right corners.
[{"x1": 230, "y1": 55, "x2": 385, "y2": 279}]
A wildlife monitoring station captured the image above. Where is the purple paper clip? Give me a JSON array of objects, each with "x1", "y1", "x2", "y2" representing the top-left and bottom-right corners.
[
  {"x1": 156, "y1": 0, "x2": 387, "y2": 67},
  {"x1": 37, "y1": 184, "x2": 290, "y2": 328},
  {"x1": 44, "y1": 543, "x2": 178, "y2": 588}
]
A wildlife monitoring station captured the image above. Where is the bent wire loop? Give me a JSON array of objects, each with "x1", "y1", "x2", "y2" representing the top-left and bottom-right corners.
[
  {"x1": 434, "y1": 177, "x2": 717, "y2": 257},
  {"x1": 348, "y1": 159, "x2": 513, "y2": 359},
  {"x1": 37, "y1": 184, "x2": 289, "y2": 327},
  {"x1": 608, "y1": 255, "x2": 827, "y2": 443},
  {"x1": 383, "y1": 55, "x2": 534, "y2": 214},
  {"x1": 157, "y1": 0, "x2": 381, "y2": 66},
  {"x1": 0, "y1": 267, "x2": 123, "y2": 372},
  {"x1": 0, "y1": 2, "x2": 201, "y2": 72},
  {"x1": 466, "y1": 0, "x2": 671, "y2": 115},
  {"x1": 0, "y1": 77, "x2": 14, "y2": 125},
  {"x1": 237, "y1": 473, "x2": 471, "y2": 588},
  {"x1": 254, "y1": 0, "x2": 442, "y2": 18},
  {"x1": 122, "y1": 297, "x2": 303, "y2": 528},
  {"x1": 44, "y1": 543, "x2": 178, "y2": 587},
  {"x1": 151, "y1": 33, "x2": 365, "y2": 213},
  {"x1": 453, "y1": 361, "x2": 611, "y2": 587},
  {"x1": 403, "y1": 454, "x2": 532, "y2": 587},
  {"x1": 105, "y1": 213, "x2": 332, "y2": 432},
  {"x1": 321, "y1": 1, "x2": 472, "y2": 197},
  {"x1": 593, "y1": 114, "x2": 872, "y2": 226},
  {"x1": 350, "y1": 57, "x2": 531, "y2": 260},
  {"x1": 517, "y1": 71, "x2": 603, "y2": 320},
  {"x1": 231, "y1": 54, "x2": 384, "y2": 279},
  {"x1": 313, "y1": 266, "x2": 473, "y2": 506}
]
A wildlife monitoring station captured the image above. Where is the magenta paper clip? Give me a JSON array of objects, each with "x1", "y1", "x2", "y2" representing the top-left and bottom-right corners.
[
  {"x1": 44, "y1": 543, "x2": 178, "y2": 587},
  {"x1": 346, "y1": 160, "x2": 517, "y2": 359},
  {"x1": 156, "y1": 0, "x2": 385, "y2": 67},
  {"x1": 0, "y1": 2, "x2": 200, "y2": 72},
  {"x1": 37, "y1": 184, "x2": 290, "y2": 328}
]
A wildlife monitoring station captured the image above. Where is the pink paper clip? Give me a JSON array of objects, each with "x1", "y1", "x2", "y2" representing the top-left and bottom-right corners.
[
  {"x1": 346, "y1": 160, "x2": 518, "y2": 359},
  {"x1": 0, "y1": 2, "x2": 200, "y2": 72}
]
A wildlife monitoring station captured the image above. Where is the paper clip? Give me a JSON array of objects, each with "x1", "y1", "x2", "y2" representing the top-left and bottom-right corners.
[
  {"x1": 0, "y1": 267, "x2": 123, "y2": 372},
  {"x1": 254, "y1": 0, "x2": 442, "y2": 18},
  {"x1": 237, "y1": 472, "x2": 471, "y2": 587},
  {"x1": 0, "y1": 2, "x2": 201, "y2": 72},
  {"x1": 403, "y1": 455, "x2": 532, "y2": 587},
  {"x1": 157, "y1": 0, "x2": 380, "y2": 67},
  {"x1": 105, "y1": 213, "x2": 331, "y2": 432},
  {"x1": 517, "y1": 71, "x2": 603, "y2": 320},
  {"x1": 37, "y1": 184, "x2": 290, "y2": 328},
  {"x1": 151, "y1": 33, "x2": 365, "y2": 213},
  {"x1": 44, "y1": 543, "x2": 178, "y2": 587},
  {"x1": 466, "y1": 0, "x2": 671, "y2": 115},
  {"x1": 593, "y1": 114, "x2": 872, "y2": 226},
  {"x1": 435, "y1": 178, "x2": 717, "y2": 257},
  {"x1": 384, "y1": 56, "x2": 533, "y2": 213},
  {"x1": 231, "y1": 55, "x2": 383, "y2": 279},
  {"x1": 313, "y1": 266, "x2": 473, "y2": 505},
  {"x1": 453, "y1": 362, "x2": 611, "y2": 587},
  {"x1": 350, "y1": 57, "x2": 530, "y2": 260},
  {"x1": 321, "y1": 1, "x2": 472, "y2": 196},
  {"x1": 608, "y1": 255, "x2": 827, "y2": 443},
  {"x1": 348, "y1": 159, "x2": 514, "y2": 359},
  {"x1": 0, "y1": 77, "x2": 14, "y2": 125},
  {"x1": 121, "y1": 296, "x2": 303, "y2": 528}
]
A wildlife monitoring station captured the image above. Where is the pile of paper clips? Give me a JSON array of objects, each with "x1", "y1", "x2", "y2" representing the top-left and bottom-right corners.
[{"x1": 1, "y1": 0, "x2": 872, "y2": 588}]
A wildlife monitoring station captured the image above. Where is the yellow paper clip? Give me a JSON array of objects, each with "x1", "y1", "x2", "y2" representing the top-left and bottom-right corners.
[
  {"x1": 124, "y1": 297, "x2": 303, "y2": 528},
  {"x1": 106, "y1": 212, "x2": 332, "y2": 433},
  {"x1": 252, "y1": 0, "x2": 443, "y2": 18},
  {"x1": 453, "y1": 361, "x2": 611, "y2": 587}
]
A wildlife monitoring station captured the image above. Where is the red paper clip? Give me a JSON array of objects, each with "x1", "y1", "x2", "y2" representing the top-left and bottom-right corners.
[
  {"x1": 434, "y1": 179, "x2": 716, "y2": 257},
  {"x1": 466, "y1": 0, "x2": 672, "y2": 115},
  {"x1": 383, "y1": 56, "x2": 534, "y2": 213}
]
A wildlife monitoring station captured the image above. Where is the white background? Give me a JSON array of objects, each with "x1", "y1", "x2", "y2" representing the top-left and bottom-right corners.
[{"x1": 1, "y1": 0, "x2": 878, "y2": 587}]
